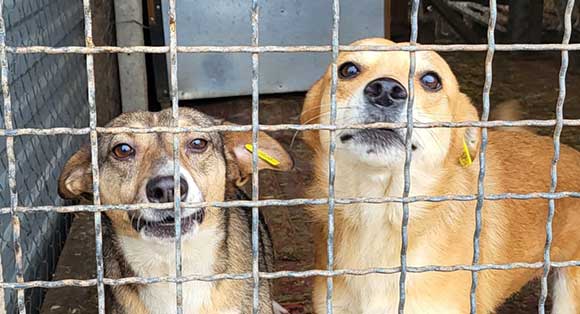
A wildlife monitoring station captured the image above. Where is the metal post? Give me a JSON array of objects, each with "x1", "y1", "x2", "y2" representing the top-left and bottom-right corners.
[{"x1": 113, "y1": 0, "x2": 149, "y2": 112}]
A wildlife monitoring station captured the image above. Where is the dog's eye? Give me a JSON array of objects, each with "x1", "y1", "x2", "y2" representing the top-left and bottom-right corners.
[
  {"x1": 188, "y1": 138, "x2": 208, "y2": 153},
  {"x1": 112, "y1": 143, "x2": 135, "y2": 160},
  {"x1": 339, "y1": 62, "x2": 360, "y2": 79},
  {"x1": 420, "y1": 72, "x2": 442, "y2": 91}
]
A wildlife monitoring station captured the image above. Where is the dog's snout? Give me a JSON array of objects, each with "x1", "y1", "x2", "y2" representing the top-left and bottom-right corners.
[
  {"x1": 146, "y1": 176, "x2": 189, "y2": 203},
  {"x1": 364, "y1": 78, "x2": 407, "y2": 107}
]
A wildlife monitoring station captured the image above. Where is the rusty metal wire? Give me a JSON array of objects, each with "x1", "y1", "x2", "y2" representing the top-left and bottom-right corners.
[
  {"x1": 165, "y1": 0, "x2": 185, "y2": 312},
  {"x1": 4, "y1": 259, "x2": 580, "y2": 290},
  {"x1": 0, "y1": 253, "x2": 3, "y2": 313},
  {"x1": 399, "y1": 0, "x2": 420, "y2": 312},
  {"x1": 0, "y1": 0, "x2": 26, "y2": 313},
  {"x1": 0, "y1": 0, "x2": 580, "y2": 313},
  {"x1": 538, "y1": 0, "x2": 576, "y2": 313},
  {"x1": 80, "y1": 1, "x2": 106, "y2": 314},
  {"x1": 2, "y1": 119, "x2": 580, "y2": 137},
  {"x1": 0, "y1": 190, "x2": 579, "y2": 215},
  {"x1": 5, "y1": 43, "x2": 580, "y2": 54},
  {"x1": 250, "y1": 0, "x2": 261, "y2": 312},
  {"x1": 325, "y1": 0, "x2": 340, "y2": 312},
  {"x1": 4, "y1": 119, "x2": 580, "y2": 136},
  {"x1": 469, "y1": 0, "x2": 496, "y2": 313}
]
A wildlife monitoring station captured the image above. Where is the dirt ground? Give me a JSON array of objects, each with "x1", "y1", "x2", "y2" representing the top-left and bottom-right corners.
[{"x1": 41, "y1": 51, "x2": 580, "y2": 313}]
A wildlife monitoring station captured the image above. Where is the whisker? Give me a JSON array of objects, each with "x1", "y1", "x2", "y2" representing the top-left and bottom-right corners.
[
  {"x1": 290, "y1": 107, "x2": 360, "y2": 149},
  {"x1": 137, "y1": 212, "x2": 144, "y2": 230}
]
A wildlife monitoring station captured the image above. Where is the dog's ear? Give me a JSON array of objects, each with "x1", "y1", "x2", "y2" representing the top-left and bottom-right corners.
[
  {"x1": 58, "y1": 144, "x2": 93, "y2": 200},
  {"x1": 461, "y1": 99, "x2": 525, "y2": 163},
  {"x1": 452, "y1": 93, "x2": 480, "y2": 163},
  {"x1": 463, "y1": 126, "x2": 480, "y2": 163},
  {"x1": 222, "y1": 122, "x2": 293, "y2": 186},
  {"x1": 300, "y1": 77, "x2": 325, "y2": 149}
]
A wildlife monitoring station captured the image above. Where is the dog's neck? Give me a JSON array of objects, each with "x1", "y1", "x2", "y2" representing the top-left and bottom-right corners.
[
  {"x1": 116, "y1": 226, "x2": 223, "y2": 314},
  {"x1": 310, "y1": 148, "x2": 478, "y2": 270},
  {"x1": 312, "y1": 150, "x2": 447, "y2": 226},
  {"x1": 118, "y1": 225, "x2": 223, "y2": 277}
]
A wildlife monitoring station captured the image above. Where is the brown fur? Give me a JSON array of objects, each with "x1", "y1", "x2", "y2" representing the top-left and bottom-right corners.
[
  {"x1": 301, "y1": 38, "x2": 580, "y2": 313},
  {"x1": 58, "y1": 108, "x2": 292, "y2": 314}
]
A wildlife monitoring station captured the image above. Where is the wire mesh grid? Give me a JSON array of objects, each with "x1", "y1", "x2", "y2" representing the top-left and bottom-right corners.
[
  {"x1": 0, "y1": 0, "x2": 87, "y2": 313},
  {"x1": 0, "y1": 0, "x2": 579, "y2": 313}
]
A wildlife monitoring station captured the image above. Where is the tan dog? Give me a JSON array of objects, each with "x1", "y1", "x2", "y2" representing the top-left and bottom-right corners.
[
  {"x1": 301, "y1": 38, "x2": 580, "y2": 314},
  {"x1": 59, "y1": 108, "x2": 292, "y2": 314}
]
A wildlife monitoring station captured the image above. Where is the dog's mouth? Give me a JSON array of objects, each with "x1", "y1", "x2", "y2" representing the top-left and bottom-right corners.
[
  {"x1": 339, "y1": 128, "x2": 418, "y2": 152},
  {"x1": 131, "y1": 208, "x2": 206, "y2": 239},
  {"x1": 340, "y1": 128, "x2": 402, "y2": 147}
]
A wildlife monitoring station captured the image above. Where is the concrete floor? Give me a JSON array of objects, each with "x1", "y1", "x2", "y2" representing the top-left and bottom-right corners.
[{"x1": 41, "y1": 51, "x2": 580, "y2": 314}]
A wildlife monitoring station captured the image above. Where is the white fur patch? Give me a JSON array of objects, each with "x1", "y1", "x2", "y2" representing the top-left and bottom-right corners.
[
  {"x1": 119, "y1": 226, "x2": 221, "y2": 314},
  {"x1": 552, "y1": 269, "x2": 578, "y2": 314}
]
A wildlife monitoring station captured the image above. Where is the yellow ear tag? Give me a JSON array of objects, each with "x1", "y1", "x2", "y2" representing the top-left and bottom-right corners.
[
  {"x1": 459, "y1": 138, "x2": 473, "y2": 168},
  {"x1": 244, "y1": 144, "x2": 280, "y2": 167}
]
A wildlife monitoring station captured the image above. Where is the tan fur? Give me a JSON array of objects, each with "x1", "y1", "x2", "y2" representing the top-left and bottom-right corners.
[
  {"x1": 59, "y1": 108, "x2": 292, "y2": 314},
  {"x1": 301, "y1": 38, "x2": 580, "y2": 313},
  {"x1": 489, "y1": 99, "x2": 527, "y2": 132}
]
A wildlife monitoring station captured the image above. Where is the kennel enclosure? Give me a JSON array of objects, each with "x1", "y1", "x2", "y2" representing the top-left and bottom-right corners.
[{"x1": 1, "y1": 0, "x2": 580, "y2": 313}]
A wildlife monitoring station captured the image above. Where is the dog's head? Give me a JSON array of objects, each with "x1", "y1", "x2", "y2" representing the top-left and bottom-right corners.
[
  {"x1": 58, "y1": 108, "x2": 293, "y2": 241},
  {"x1": 301, "y1": 38, "x2": 480, "y2": 170}
]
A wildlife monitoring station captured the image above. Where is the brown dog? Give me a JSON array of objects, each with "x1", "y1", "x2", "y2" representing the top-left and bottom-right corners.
[
  {"x1": 300, "y1": 38, "x2": 580, "y2": 313},
  {"x1": 58, "y1": 108, "x2": 292, "y2": 314}
]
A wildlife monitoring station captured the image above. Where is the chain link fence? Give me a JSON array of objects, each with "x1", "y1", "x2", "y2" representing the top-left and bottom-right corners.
[{"x1": 0, "y1": 0, "x2": 89, "y2": 313}]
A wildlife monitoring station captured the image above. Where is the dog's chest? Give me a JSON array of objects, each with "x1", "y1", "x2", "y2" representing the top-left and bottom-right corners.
[
  {"x1": 118, "y1": 228, "x2": 221, "y2": 314},
  {"x1": 334, "y1": 205, "x2": 464, "y2": 313},
  {"x1": 139, "y1": 281, "x2": 211, "y2": 314}
]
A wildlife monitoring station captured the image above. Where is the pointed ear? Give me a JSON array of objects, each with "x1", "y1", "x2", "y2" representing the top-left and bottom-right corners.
[
  {"x1": 222, "y1": 122, "x2": 294, "y2": 184},
  {"x1": 58, "y1": 145, "x2": 93, "y2": 200}
]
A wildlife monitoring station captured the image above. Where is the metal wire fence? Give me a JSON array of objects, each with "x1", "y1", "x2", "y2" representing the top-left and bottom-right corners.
[
  {"x1": 0, "y1": 0, "x2": 579, "y2": 314},
  {"x1": 0, "y1": 0, "x2": 88, "y2": 313}
]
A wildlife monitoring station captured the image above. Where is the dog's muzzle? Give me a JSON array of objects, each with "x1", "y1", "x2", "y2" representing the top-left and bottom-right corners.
[
  {"x1": 364, "y1": 77, "x2": 407, "y2": 109},
  {"x1": 130, "y1": 208, "x2": 205, "y2": 239},
  {"x1": 338, "y1": 77, "x2": 410, "y2": 151},
  {"x1": 130, "y1": 175, "x2": 205, "y2": 239}
]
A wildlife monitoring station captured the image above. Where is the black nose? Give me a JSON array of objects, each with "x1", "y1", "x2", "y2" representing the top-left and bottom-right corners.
[
  {"x1": 364, "y1": 78, "x2": 408, "y2": 107},
  {"x1": 146, "y1": 176, "x2": 189, "y2": 203}
]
